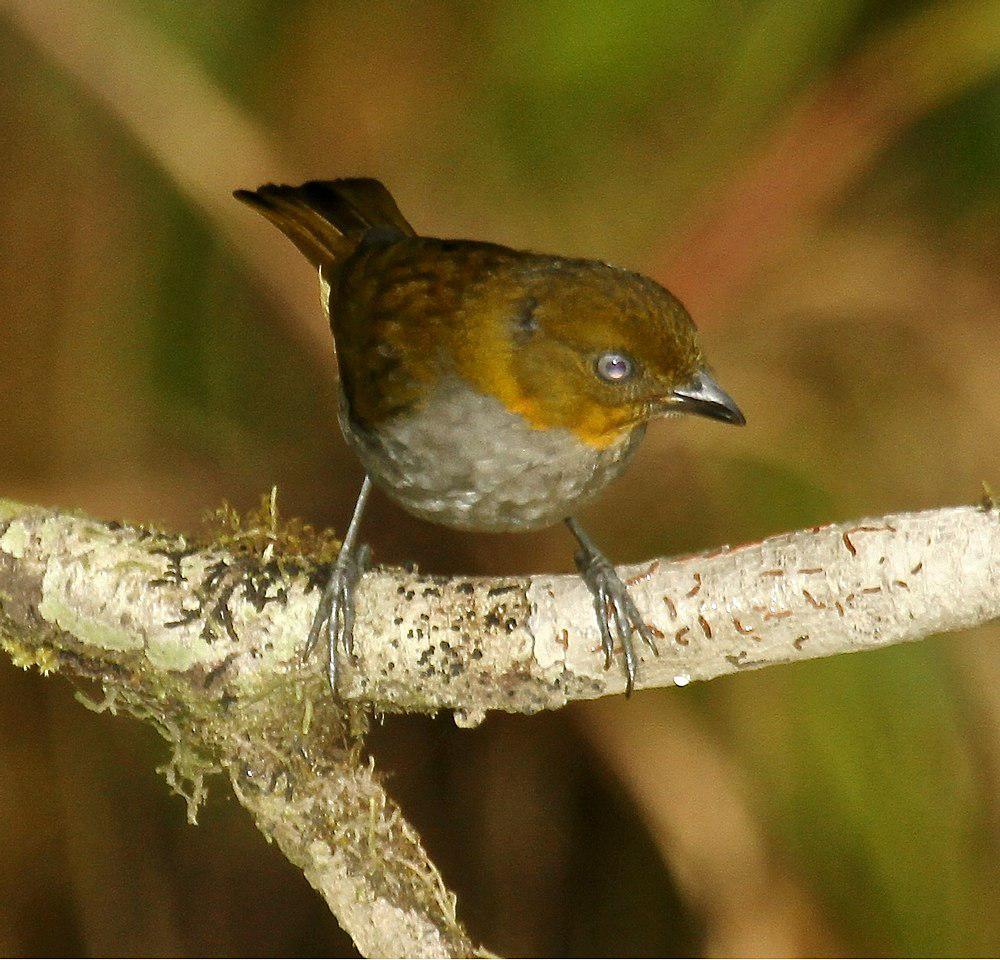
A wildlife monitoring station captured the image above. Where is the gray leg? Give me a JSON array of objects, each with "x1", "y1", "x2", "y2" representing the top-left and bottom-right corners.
[
  {"x1": 306, "y1": 475, "x2": 372, "y2": 691},
  {"x1": 565, "y1": 516, "x2": 659, "y2": 696}
]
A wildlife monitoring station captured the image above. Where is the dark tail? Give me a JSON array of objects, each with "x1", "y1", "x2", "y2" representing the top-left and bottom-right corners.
[{"x1": 233, "y1": 178, "x2": 415, "y2": 268}]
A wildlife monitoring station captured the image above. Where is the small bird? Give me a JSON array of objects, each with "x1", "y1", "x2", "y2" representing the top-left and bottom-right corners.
[{"x1": 235, "y1": 179, "x2": 744, "y2": 695}]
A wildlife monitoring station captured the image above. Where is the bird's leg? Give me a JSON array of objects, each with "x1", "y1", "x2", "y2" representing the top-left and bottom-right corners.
[
  {"x1": 565, "y1": 516, "x2": 660, "y2": 696},
  {"x1": 306, "y1": 475, "x2": 372, "y2": 692}
]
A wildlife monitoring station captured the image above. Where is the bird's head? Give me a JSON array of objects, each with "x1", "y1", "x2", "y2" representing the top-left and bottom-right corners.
[{"x1": 456, "y1": 254, "x2": 745, "y2": 448}]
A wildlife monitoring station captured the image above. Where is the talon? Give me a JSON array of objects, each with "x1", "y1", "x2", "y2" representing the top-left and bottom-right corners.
[
  {"x1": 639, "y1": 623, "x2": 660, "y2": 657},
  {"x1": 567, "y1": 518, "x2": 659, "y2": 696},
  {"x1": 305, "y1": 541, "x2": 368, "y2": 692},
  {"x1": 621, "y1": 631, "x2": 637, "y2": 696},
  {"x1": 595, "y1": 590, "x2": 615, "y2": 669},
  {"x1": 304, "y1": 477, "x2": 373, "y2": 693},
  {"x1": 340, "y1": 578, "x2": 357, "y2": 658},
  {"x1": 636, "y1": 621, "x2": 660, "y2": 657},
  {"x1": 609, "y1": 591, "x2": 630, "y2": 643},
  {"x1": 305, "y1": 586, "x2": 331, "y2": 658}
]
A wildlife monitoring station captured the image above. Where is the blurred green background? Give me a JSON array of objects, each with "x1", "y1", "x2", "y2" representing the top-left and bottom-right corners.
[{"x1": 1, "y1": 0, "x2": 998, "y2": 956}]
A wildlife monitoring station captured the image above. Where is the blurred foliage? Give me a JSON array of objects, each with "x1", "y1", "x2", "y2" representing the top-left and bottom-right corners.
[
  {"x1": 714, "y1": 644, "x2": 995, "y2": 954},
  {"x1": 1, "y1": 0, "x2": 997, "y2": 956},
  {"x1": 880, "y1": 76, "x2": 1000, "y2": 222}
]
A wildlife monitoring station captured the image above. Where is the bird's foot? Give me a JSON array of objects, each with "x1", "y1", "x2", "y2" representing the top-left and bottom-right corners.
[
  {"x1": 574, "y1": 548, "x2": 659, "y2": 696},
  {"x1": 306, "y1": 542, "x2": 371, "y2": 691}
]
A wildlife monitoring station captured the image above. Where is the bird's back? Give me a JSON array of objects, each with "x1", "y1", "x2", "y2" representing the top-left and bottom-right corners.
[{"x1": 235, "y1": 178, "x2": 683, "y2": 529}]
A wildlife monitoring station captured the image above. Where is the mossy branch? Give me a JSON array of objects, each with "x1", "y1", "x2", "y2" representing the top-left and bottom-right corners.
[{"x1": 0, "y1": 495, "x2": 997, "y2": 957}]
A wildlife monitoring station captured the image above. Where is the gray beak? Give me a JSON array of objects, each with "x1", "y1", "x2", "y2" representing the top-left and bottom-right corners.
[{"x1": 669, "y1": 368, "x2": 746, "y2": 425}]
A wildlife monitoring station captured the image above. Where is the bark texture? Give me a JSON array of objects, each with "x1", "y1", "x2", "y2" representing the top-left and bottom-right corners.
[{"x1": 0, "y1": 496, "x2": 996, "y2": 956}]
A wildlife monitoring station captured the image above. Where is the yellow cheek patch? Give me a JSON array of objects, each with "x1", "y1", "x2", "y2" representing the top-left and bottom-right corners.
[
  {"x1": 451, "y1": 293, "x2": 635, "y2": 450},
  {"x1": 500, "y1": 390, "x2": 631, "y2": 449},
  {"x1": 571, "y1": 416, "x2": 633, "y2": 449}
]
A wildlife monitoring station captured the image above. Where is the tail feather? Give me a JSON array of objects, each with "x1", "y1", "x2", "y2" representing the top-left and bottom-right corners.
[{"x1": 234, "y1": 178, "x2": 415, "y2": 268}]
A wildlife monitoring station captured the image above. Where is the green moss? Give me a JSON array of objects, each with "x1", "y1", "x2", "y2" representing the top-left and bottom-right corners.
[
  {"x1": 0, "y1": 635, "x2": 59, "y2": 674},
  {"x1": 200, "y1": 486, "x2": 342, "y2": 566}
]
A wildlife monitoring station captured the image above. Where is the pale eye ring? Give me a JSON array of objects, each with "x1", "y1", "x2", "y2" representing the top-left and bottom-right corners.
[{"x1": 595, "y1": 351, "x2": 635, "y2": 383}]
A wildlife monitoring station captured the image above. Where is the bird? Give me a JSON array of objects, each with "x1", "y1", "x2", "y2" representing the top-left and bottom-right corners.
[{"x1": 234, "y1": 178, "x2": 745, "y2": 695}]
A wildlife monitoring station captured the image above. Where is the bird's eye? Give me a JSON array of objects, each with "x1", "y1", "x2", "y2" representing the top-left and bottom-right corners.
[{"x1": 595, "y1": 351, "x2": 635, "y2": 383}]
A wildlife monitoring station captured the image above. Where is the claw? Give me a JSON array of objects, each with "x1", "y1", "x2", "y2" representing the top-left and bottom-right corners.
[
  {"x1": 306, "y1": 476, "x2": 373, "y2": 693},
  {"x1": 339, "y1": 579, "x2": 357, "y2": 659},
  {"x1": 570, "y1": 524, "x2": 659, "y2": 696},
  {"x1": 619, "y1": 622, "x2": 637, "y2": 696},
  {"x1": 609, "y1": 589, "x2": 630, "y2": 644},
  {"x1": 635, "y1": 619, "x2": 660, "y2": 657},
  {"x1": 306, "y1": 542, "x2": 368, "y2": 692},
  {"x1": 590, "y1": 579, "x2": 616, "y2": 670},
  {"x1": 305, "y1": 588, "x2": 331, "y2": 658}
]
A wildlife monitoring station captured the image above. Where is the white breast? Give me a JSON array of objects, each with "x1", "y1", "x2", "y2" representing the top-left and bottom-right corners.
[{"x1": 338, "y1": 378, "x2": 644, "y2": 532}]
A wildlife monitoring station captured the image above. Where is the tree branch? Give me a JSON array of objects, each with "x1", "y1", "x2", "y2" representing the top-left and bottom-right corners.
[{"x1": 0, "y1": 496, "x2": 996, "y2": 956}]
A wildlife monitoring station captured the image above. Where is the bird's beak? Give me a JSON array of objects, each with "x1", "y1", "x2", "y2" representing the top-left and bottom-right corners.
[{"x1": 666, "y1": 368, "x2": 746, "y2": 425}]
